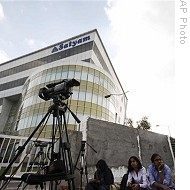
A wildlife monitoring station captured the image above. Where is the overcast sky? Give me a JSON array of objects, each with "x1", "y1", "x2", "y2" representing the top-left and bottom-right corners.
[{"x1": 0, "y1": 0, "x2": 175, "y2": 137}]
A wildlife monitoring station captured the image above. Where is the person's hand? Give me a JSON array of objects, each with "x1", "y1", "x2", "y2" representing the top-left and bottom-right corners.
[
  {"x1": 161, "y1": 184, "x2": 171, "y2": 190},
  {"x1": 131, "y1": 183, "x2": 140, "y2": 190},
  {"x1": 61, "y1": 185, "x2": 69, "y2": 190},
  {"x1": 127, "y1": 182, "x2": 132, "y2": 187},
  {"x1": 89, "y1": 179, "x2": 96, "y2": 183},
  {"x1": 158, "y1": 161, "x2": 164, "y2": 171}
]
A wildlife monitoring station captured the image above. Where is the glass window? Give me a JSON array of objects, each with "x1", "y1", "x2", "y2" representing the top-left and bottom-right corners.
[
  {"x1": 92, "y1": 93, "x2": 98, "y2": 104},
  {"x1": 86, "y1": 92, "x2": 92, "y2": 102},
  {"x1": 102, "y1": 98, "x2": 107, "y2": 108},
  {"x1": 50, "y1": 72, "x2": 56, "y2": 81},
  {"x1": 68, "y1": 70, "x2": 75, "y2": 78},
  {"x1": 55, "y1": 71, "x2": 62, "y2": 80},
  {"x1": 17, "y1": 119, "x2": 23, "y2": 130},
  {"x1": 99, "y1": 77, "x2": 104, "y2": 86},
  {"x1": 74, "y1": 71, "x2": 81, "y2": 80},
  {"x1": 81, "y1": 71, "x2": 88, "y2": 81},
  {"x1": 4, "y1": 142, "x2": 13, "y2": 163},
  {"x1": 45, "y1": 74, "x2": 51, "y2": 83},
  {"x1": 94, "y1": 75, "x2": 99, "y2": 85},
  {"x1": 41, "y1": 75, "x2": 46, "y2": 83},
  {"x1": 71, "y1": 90, "x2": 79, "y2": 100},
  {"x1": 26, "y1": 116, "x2": 32, "y2": 128},
  {"x1": 31, "y1": 115, "x2": 37, "y2": 128},
  {"x1": 98, "y1": 95, "x2": 103, "y2": 106},
  {"x1": 61, "y1": 70, "x2": 68, "y2": 79},
  {"x1": 47, "y1": 114, "x2": 53, "y2": 125},
  {"x1": 78, "y1": 91, "x2": 85, "y2": 101},
  {"x1": 68, "y1": 116, "x2": 76, "y2": 125},
  {"x1": 87, "y1": 73, "x2": 94, "y2": 82},
  {"x1": 22, "y1": 117, "x2": 29, "y2": 129}
]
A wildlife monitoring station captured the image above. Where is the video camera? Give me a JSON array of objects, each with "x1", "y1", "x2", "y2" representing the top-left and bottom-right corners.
[{"x1": 39, "y1": 78, "x2": 80, "y2": 101}]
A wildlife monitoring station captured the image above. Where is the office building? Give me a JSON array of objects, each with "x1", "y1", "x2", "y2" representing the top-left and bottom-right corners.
[{"x1": 0, "y1": 29, "x2": 128, "y2": 138}]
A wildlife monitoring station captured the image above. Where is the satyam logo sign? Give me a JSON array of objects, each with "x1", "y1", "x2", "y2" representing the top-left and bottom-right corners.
[{"x1": 51, "y1": 35, "x2": 91, "y2": 53}]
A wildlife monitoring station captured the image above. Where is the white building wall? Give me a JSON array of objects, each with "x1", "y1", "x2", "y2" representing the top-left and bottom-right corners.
[{"x1": 0, "y1": 86, "x2": 22, "y2": 99}]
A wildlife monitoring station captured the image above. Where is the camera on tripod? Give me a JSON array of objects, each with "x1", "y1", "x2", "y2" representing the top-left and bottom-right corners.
[
  {"x1": 0, "y1": 79, "x2": 80, "y2": 190},
  {"x1": 39, "y1": 78, "x2": 80, "y2": 101}
]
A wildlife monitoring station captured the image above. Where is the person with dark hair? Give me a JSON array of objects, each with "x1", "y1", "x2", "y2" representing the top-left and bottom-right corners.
[
  {"x1": 126, "y1": 156, "x2": 149, "y2": 190},
  {"x1": 119, "y1": 171, "x2": 129, "y2": 190},
  {"x1": 148, "y1": 153, "x2": 175, "y2": 190},
  {"x1": 86, "y1": 159, "x2": 114, "y2": 190}
]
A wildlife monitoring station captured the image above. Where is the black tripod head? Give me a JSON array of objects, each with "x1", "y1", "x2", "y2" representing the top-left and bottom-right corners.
[{"x1": 81, "y1": 141, "x2": 86, "y2": 152}]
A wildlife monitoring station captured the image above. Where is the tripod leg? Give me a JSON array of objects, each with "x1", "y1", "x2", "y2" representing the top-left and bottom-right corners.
[
  {"x1": 16, "y1": 151, "x2": 41, "y2": 189},
  {"x1": 59, "y1": 108, "x2": 76, "y2": 190},
  {"x1": 0, "y1": 117, "x2": 50, "y2": 190},
  {"x1": 84, "y1": 159, "x2": 89, "y2": 185},
  {"x1": 82, "y1": 154, "x2": 89, "y2": 189},
  {"x1": 0, "y1": 109, "x2": 52, "y2": 179},
  {"x1": 47, "y1": 106, "x2": 75, "y2": 190},
  {"x1": 80, "y1": 155, "x2": 84, "y2": 190}
]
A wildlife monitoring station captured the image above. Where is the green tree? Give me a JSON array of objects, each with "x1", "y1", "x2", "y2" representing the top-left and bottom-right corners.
[
  {"x1": 136, "y1": 116, "x2": 151, "y2": 130},
  {"x1": 126, "y1": 118, "x2": 134, "y2": 128}
]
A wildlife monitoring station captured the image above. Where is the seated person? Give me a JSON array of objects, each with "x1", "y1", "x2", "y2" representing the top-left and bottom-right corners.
[
  {"x1": 126, "y1": 156, "x2": 149, "y2": 190},
  {"x1": 86, "y1": 159, "x2": 114, "y2": 190},
  {"x1": 148, "y1": 153, "x2": 175, "y2": 190},
  {"x1": 120, "y1": 172, "x2": 129, "y2": 190}
]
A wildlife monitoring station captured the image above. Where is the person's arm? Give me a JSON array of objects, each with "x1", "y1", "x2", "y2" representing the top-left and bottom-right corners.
[
  {"x1": 148, "y1": 165, "x2": 171, "y2": 190},
  {"x1": 126, "y1": 172, "x2": 132, "y2": 187},
  {"x1": 102, "y1": 168, "x2": 114, "y2": 185},
  {"x1": 139, "y1": 167, "x2": 148, "y2": 189},
  {"x1": 89, "y1": 170, "x2": 100, "y2": 184},
  {"x1": 152, "y1": 181, "x2": 171, "y2": 190},
  {"x1": 148, "y1": 165, "x2": 156, "y2": 186},
  {"x1": 120, "y1": 173, "x2": 128, "y2": 190},
  {"x1": 157, "y1": 162, "x2": 165, "y2": 183},
  {"x1": 162, "y1": 165, "x2": 172, "y2": 186}
]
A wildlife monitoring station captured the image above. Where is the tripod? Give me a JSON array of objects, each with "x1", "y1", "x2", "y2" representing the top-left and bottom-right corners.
[
  {"x1": 74, "y1": 141, "x2": 97, "y2": 189},
  {"x1": 0, "y1": 95, "x2": 81, "y2": 190},
  {"x1": 17, "y1": 141, "x2": 49, "y2": 190},
  {"x1": 74, "y1": 141, "x2": 88, "y2": 190}
]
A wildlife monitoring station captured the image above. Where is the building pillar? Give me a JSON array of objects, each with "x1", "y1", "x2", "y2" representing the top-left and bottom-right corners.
[{"x1": 0, "y1": 98, "x2": 13, "y2": 133}]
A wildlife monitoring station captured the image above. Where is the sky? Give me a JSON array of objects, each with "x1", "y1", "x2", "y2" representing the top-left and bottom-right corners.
[{"x1": 0, "y1": 0, "x2": 175, "y2": 137}]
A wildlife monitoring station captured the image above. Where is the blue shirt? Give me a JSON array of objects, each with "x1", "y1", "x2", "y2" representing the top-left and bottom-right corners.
[{"x1": 148, "y1": 164, "x2": 174, "y2": 188}]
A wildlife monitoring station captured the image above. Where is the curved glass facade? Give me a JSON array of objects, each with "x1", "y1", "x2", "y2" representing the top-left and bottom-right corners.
[{"x1": 17, "y1": 62, "x2": 122, "y2": 138}]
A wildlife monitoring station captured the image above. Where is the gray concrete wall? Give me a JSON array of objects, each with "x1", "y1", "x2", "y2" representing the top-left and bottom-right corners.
[
  {"x1": 0, "y1": 118, "x2": 175, "y2": 189},
  {"x1": 84, "y1": 118, "x2": 174, "y2": 183}
]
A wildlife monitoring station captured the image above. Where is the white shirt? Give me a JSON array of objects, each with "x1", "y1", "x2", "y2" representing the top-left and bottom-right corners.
[{"x1": 127, "y1": 166, "x2": 148, "y2": 188}]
